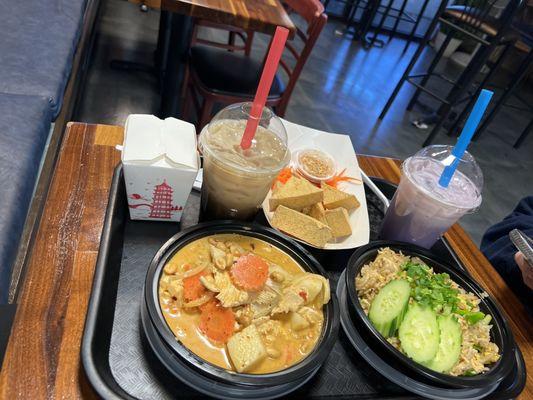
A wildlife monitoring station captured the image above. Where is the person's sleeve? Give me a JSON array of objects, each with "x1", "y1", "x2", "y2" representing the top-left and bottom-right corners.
[{"x1": 481, "y1": 197, "x2": 533, "y2": 312}]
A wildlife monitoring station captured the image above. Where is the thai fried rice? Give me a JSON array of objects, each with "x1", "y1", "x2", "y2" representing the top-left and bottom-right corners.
[{"x1": 356, "y1": 248, "x2": 500, "y2": 376}]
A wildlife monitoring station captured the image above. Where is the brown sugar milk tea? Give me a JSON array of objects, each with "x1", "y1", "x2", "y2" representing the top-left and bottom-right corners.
[{"x1": 199, "y1": 104, "x2": 290, "y2": 221}]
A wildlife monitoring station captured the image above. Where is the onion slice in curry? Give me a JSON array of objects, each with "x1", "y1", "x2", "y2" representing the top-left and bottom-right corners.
[{"x1": 182, "y1": 292, "x2": 214, "y2": 308}]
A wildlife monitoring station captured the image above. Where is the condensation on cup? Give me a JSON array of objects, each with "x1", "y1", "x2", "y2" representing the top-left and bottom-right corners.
[
  {"x1": 199, "y1": 103, "x2": 290, "y2": 221},
  {"x1": 379, "y1": 145, "x2": 483, "y2": 249}
]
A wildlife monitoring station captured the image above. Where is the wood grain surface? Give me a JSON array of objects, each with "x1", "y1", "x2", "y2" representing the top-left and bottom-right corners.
[
  {"x1": 0, "y1": 125, "x2": 530, "y2": 399},
  {"x1": 161, "y1": 0, "x2": 296, "y2": 37}
]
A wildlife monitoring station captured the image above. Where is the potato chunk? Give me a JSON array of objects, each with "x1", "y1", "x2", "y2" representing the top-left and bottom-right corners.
[
  {"x1": 227, "y1": 324, "x2": 267, "y2": 372},
  {"x1": 289, "y1": 312, "x2": 310, "y2": 331}
]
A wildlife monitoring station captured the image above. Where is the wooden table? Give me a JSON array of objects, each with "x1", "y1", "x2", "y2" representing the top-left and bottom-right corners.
[
  {"x1": 158, "y1": 0, "x2": 295, "y2": 118},
  {"x1": 162, "y1": 0, "x2": 295, "y2": 35},
  {"x1": 0, "y1": 123, "x2": 530, "y2": 399}
]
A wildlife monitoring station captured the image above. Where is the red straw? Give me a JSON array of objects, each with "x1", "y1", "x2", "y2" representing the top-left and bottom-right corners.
[{"x1": 240, "y1": 26, "x2": 289, "y2": 150}]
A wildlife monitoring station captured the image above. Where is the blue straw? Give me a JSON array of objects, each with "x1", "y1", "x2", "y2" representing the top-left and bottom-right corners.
[{"x1": 439, "y1": 89, "x2": 493, "y2": 188}]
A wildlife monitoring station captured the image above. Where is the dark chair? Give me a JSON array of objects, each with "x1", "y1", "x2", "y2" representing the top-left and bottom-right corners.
[
  {"x1": 325, "y1": 0, "x2": 433, "y2": 51},
  {"x1": 181, "y1": 20, "x2": 255, "y2": 99},
  {"x1": 191, "y1": 19, "x2": 255, "y2": 56},
  {"x1": 471, "y1": 25, "x2": 533, "y2": 148},
  {"x1": 183, "y1": 0, "x2": 328, "y2": 130},
  {"x1": 378, "y1": 0, "x2": 524, "y2": 146},
  {"x1": 365, "y1": 0, "x2": 433, "y2": 50}
]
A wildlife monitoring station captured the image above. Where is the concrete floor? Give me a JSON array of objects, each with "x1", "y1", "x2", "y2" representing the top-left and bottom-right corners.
[{"x1": 77, "y1": 0, "x2": 533, "y2": 244}]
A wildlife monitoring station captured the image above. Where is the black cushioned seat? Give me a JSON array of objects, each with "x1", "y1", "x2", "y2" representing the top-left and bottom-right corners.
[
  {"x1": 190, "y1": 46, "x2": 285, "y2": 99},
  {"x1": 0, "y1": 0, "x2": 88, "y2": 118},
  {"x1": 0, "y1": 94, "x2": 51, "y2": 303}
]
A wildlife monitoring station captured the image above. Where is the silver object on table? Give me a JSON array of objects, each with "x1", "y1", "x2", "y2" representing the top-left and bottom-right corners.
[
  {"x1": 509, "y1": 229, "x2": 533, "y2": 268},
  {"x1": 360, "y1": 170, "x2": 390, "y2": 213}
]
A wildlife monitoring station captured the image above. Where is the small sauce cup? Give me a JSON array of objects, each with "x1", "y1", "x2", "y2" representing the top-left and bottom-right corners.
[{"x1": 294, "y1": 149, "x2": 337, "y2": 184}]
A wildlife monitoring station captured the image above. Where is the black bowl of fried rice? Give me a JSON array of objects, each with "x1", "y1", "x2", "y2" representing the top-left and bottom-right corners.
[{"x1": 344, "y1": 241, "x2": 516, "y2": 389}]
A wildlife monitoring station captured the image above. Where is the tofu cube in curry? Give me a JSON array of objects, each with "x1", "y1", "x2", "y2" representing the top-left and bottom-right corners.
[{"x1": 227, "y1": 324, "x2": 267, "y2": 373}]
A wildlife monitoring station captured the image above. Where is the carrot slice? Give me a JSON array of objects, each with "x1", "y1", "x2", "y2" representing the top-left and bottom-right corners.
[
  {"x1": 183, "y1": 270, "x2": 208, "y2": 302},
  {"x1": 272, "y1": 167, "x2": 293, "y2": 188},
  {"x1": 198, "y1": 298, "x2": 216, "y2": 313},
  {"x1": 230, "y1": 254, "x2": 269, "y2": 291},
  {"x1": 199, "y1": 300, "x2": 235, "y2": 343},
  {"x1": 325, "y1": 168, "x2": 362, "y2": 188}
]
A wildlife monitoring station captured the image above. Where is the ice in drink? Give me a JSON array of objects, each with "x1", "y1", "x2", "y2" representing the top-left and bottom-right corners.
[
  {"x1": 200, "y1": 104, "x2": 290, "y2": 221},
  {"x1": 380, "y1": 146, "x2": 482, "y2": 248}
]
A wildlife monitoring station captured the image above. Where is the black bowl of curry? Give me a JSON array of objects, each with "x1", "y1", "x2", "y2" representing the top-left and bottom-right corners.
[{"x1": 143, "y1": 221, "x2": 339, "y2": 389}]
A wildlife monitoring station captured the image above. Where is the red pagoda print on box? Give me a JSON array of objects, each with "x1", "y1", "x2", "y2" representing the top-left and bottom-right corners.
[
  {"x1": 149, "y1": 180, "x2": 173, "y2": 218},
  {"x1": 128, "y1": 180, "x2": 183, "y2": 219}
]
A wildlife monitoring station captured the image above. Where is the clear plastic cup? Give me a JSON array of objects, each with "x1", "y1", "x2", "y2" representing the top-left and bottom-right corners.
[
  {"x1": 379, "y1": 145, "x2": 483, "y2": 249},
  {"x1": 199, "y1": 103, "x2": 290, "y2": 221}
]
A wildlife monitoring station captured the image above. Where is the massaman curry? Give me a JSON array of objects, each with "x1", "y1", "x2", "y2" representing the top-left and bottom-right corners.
[{"x1": 159, "y1": 234, "x2": 330, "y2": 374}]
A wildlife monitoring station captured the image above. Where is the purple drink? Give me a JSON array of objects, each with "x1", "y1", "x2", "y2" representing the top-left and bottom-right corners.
[{"x1": 380, "y1": 146, "x2": 482, "y2": 248}]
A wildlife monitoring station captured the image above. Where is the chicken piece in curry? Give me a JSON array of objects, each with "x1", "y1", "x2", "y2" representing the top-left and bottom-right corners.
[{"x1": 159, "y1": 234, "x2": 330, "y2": 374}]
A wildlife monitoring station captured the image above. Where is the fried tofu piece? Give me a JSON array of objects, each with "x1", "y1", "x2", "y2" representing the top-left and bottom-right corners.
[
  {"x1": 306, "y1": 202, "x2": 327, "y2": 224},
  {"x1": 227, "y1": 324, "x2": 267, "y2": 372},
  {"x1": 272, "y1": 205, "x2": 332, "y2": 248},
  {"x1": 321, "y1": 183, "x2": 360, "y2": 211},
  {"x1": 269, "y1": 176, "x2": 323, "y2": 212},
  {"x1": 325, "y1": 207, "x2": 352, "y2": 238}
]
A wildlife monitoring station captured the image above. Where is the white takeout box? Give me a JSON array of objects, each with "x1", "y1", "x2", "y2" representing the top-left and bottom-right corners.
[{"x1": 122, "y1": 114, "x2": 199, "y2": 222}]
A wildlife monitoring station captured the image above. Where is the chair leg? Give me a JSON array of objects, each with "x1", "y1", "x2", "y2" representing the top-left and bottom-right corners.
[
  {"x1": 427, "y1": 50, "x2": 488, "y2": 144},
  {"x1": 448, "y1": 43, "x2": 512, "y2": 138},
  {"x1": 181, "y1": 63, "x2": 190, "y2": 100},
  {"x1": 403, "y1": 0, "x2": 430, "y2": 53},
  {"x1": 379, "y1": 36, "x2": 431, "y2": 119},
  {"x1": 276, "y1": 100, "x2": 287, "y2": 118},
  {"x1": 378, "y1": 0, "x2": 445, "y2": 120},
  {"x1": 442, "y1": 42, "x2": 494, "y2": 117},
  {"x1": 474, "y1": 49, "x2": 533, "y2": 141},
  {"x1": 357, "y1": 0, "x2": 379, "y2": 41},
  {"x1": 423, "y1": 103, "x2": 451, "y2": 146},
  {"x1": 406, "y1": 30, "x2": 453, "y2": 111},
  {"x1": 228, "y1": 31, "x2": 236, "y2": 52},
  {"x1": 390, "y1": 0, "x2": 408, "y2": 42},
  {"x1": 368, "y1": 0, "x2": 394, "y2": 47},
  {"x1": 244, "y1": 31, "x2": 254, "y2": 56},
  {"x1": 199, "y1": 97, "x2": 214, "y2": 131},
  {"x1": 182, "y1": 86, "x2": 192, "y2": 121},
  {"x1": 514, "y1": 117, "x2": 533, "y2": 148},
  {"x1": 346, "y1": 0, "x2": 361, "y2": 34}
]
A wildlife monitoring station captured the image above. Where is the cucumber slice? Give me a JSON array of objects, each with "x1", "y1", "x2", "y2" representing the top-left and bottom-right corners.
[
  {"x1": 426, "y1": 315, "x2": 462, "y2": 373},
  {"x1": 369, "y1": 279, "x2": 410, "y2": 337},
  {"x1": 398, "y1": 303, "x2": 440, "y2": 363}
]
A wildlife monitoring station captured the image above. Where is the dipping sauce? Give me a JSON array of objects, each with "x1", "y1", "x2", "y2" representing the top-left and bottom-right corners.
[
  {"x1": 296, "y1": 149, "x2": 336, "y2": 183},
  {"x1": 158, "y1": 234, "x2": 331, "y2": 374}
]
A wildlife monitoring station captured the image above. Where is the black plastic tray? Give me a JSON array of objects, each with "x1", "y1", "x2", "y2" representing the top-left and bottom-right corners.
[{"x1": 81, "y1": 164, "x2": 525, "y2": 399}]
